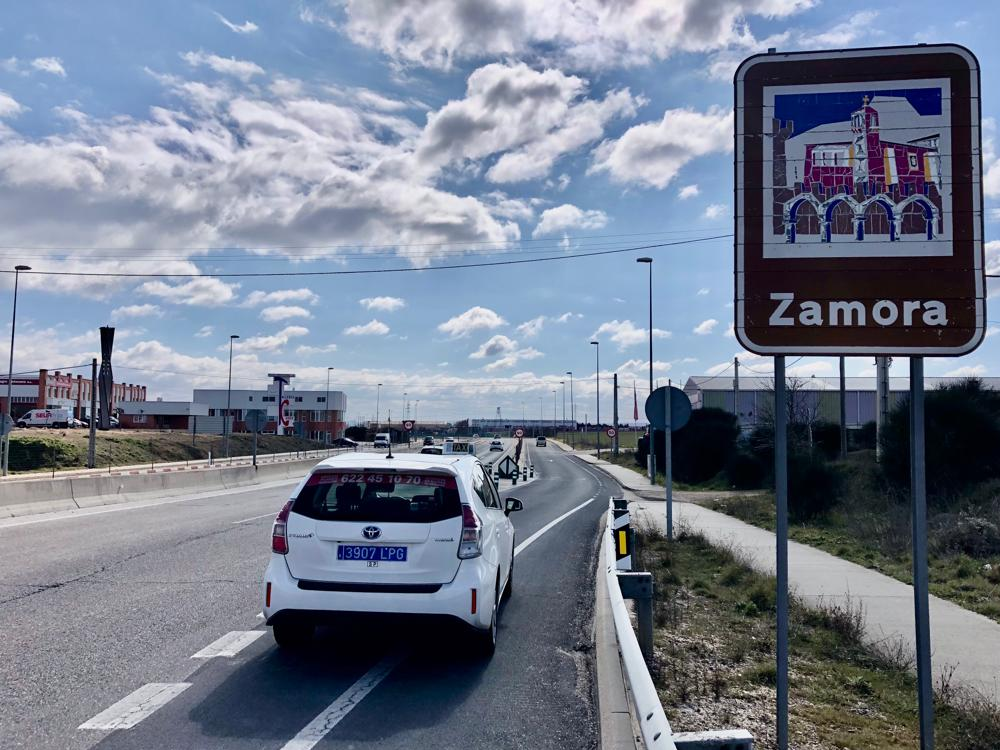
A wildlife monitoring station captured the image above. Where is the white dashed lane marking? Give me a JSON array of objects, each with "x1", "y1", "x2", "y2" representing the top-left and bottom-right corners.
[
  {"x1": 280, "y1": 652, "x2": 406, "y2": 750},
  {"x1": 191, "y1": 630, "x2": 266, "y2": 659},
  {"x1": 79, "y1": 683, "x2": 191, "y2": 730}
]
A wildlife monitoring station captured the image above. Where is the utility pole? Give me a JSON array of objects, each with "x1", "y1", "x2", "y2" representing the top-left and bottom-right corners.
[
  {"x1": 839, "y1": 356, "x2": 847, "y2": 459},
  {"x1": 875, "y1": 357, "x2": 890, "y2": 460},
  {"x1": 87, "y1": 358, "x2": 97, "y2": 468},
  {"x1": 325, "y1": 366, "x2": 334, "y2": 445},
  {"x1": 591, "y1": 340, "x2": 600, "y2": 458},
  {"x1": 566, "y1": 371, "x2": 575, "y2": 448},
  {"x1": 613, "y1": 372, "x2": 619, "y2": 456},
  {"x1": 733, "y1": 356, "x2": 740, "y2": 431},
  {"x1": 224, "y1": 334, "x2": 239, "y2": 458}
]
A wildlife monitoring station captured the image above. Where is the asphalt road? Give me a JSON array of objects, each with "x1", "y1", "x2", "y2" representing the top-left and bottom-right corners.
[{"x1": 0, "y1": 443, "x2": 617, "y2": 749}]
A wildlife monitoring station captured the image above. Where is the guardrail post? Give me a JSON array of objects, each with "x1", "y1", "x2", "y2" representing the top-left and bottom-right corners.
[
  {"x1": 618, "y1": 571, "x2": 654, "y2": 663},
  {"x1": 612, "y1": 498, "x2": 631, "y2": 571},
  {"x1": 512, "y1": 468, "x2": 518, "y2": 485},
  {"x1": 529, "y1": 464, "x2": 534, "y2": 477}
]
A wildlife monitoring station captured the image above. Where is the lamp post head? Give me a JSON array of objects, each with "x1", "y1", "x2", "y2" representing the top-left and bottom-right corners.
[
  {"x1": 14, "y1": 265, "x2": 30, "y2": 272},
  {"x1": 637, "y1": 257, "x2": 652, "y2": 264},
  {"x1": 590, "y1": 340, "x2": 599, "y2": 346},
  {"x1": 230, "y1": 334, "x2": 240, "y2": 340}
]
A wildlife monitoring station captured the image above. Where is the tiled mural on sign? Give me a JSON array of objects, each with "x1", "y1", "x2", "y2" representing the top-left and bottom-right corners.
[{"x1": 766, "y1": 82, "x2": 952, "y2": 257}]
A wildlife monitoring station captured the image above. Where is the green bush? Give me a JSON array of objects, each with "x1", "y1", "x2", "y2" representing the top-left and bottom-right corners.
[
  {"x1": 851, "y1": 420, "x2": 877, "y2": 451},
  {"x1": 725, "y1": 451, "x2": 766, "y2": 489},
  {"x1": 880, "y1": 378, "x2": 1000, "y2": 505},
  {"x1": 669, "y1": 408, "x2": 739, "y2": 484},
  {"x1": 788, "y1": 450, "x2": 842, "y2": 521},
  {"x1": 8, "y1": 436, "x2": 83, "y2": 471},
  {"x1": 811, "y1": 420, "x2": 842, "y2": 459}
]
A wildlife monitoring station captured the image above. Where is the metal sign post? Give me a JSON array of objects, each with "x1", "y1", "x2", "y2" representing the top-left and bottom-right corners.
[
  {"x1": 774, "y1": 355, "x2": 789, "y2": 750},
  {"x1": 736, "y1": 44, "x2": 984, "y2": 750},
  {"x1": 664, "y1": 382, "x2": 673, "y2": 540},
  {"x1": 910, "y1": 356, "x2": 934, "y2": 747},
  {"x1": 644, "y1": 386, "x2": 692, "y2": 541}
]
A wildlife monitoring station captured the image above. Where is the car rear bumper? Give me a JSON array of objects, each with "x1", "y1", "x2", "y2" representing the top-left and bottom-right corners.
[{"x1": 263, "y1": 556, "x2": 498, "y2": 630}]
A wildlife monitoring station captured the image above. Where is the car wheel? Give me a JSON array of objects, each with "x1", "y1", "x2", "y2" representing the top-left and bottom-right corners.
[
  {"x1": 272, "y1": 622, "x2": 314, "y2": 648},
  {"x1": 16, "y1": 422, "x2": 25, "y2": 428},
  {"x1": 473, "y1": 579, "x2": 499, "y2": 657},
  {"x1": 503, "y1": 546, "x2": 514, "y2": 600}
]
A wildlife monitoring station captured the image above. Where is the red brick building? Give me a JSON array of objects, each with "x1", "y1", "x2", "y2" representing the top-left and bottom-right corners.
[{"x1": 0, "y1": 369, "x2": 146, "y2": 419}]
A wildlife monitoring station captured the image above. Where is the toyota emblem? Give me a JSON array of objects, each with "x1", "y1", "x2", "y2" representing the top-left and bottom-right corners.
[{"x1": 362, "y1": 526, "x2": 382, "y2": 540}]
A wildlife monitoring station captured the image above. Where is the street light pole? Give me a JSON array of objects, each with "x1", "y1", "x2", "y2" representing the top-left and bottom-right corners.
[
  {"x1": 376, "y1": 383, "x2": 382, "y2": 430},
  {"x1": 591, "y1": 341, "x2": 600, "y2": 458},
  {"x1": 560, "y1": 381, "x2": 565, "y2": 429},
  {"x1": 2, "y1": 264, "x2": 30, "y2": 477},
  {"x1": 638, "y1": 256, "x2": 654, "y2": 481},
  {"x1": 552, "y1": 389, "x2": 557, "y2": 430},
  {"x1": 325, "y1": 366, "x2": 334, "y2": 445},
  {"x1": 224, "y1": 334, "x2": 239, "y2": 459},
  {"x1": 566, "y1": 371, "x2": 574, "y2": 449}
]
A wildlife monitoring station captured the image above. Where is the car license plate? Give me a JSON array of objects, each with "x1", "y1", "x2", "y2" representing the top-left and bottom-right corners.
[{"x1": 337, "y1": 545, "x2": 407, "y2": 562}]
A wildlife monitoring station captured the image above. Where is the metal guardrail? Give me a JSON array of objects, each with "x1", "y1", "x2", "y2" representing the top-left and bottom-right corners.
[{"x1": 604, "y1": 501, "x2": 677, "y2": 750}]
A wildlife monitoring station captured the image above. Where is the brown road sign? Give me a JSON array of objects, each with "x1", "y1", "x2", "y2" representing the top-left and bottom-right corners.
[{"x1": 735, "y1": 44, "x2": 984, "y2": 355}]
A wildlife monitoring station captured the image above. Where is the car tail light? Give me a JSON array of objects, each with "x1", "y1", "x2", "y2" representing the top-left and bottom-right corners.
[
  {"x1": 272, "y1": 500, "x2": 292, "y2": 554},
  {"x1": 457, "y1": 503, "x2": 482, "y2": 559}
]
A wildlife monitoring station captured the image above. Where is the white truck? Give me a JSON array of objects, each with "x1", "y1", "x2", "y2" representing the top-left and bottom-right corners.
[
  {"x1": 16, "y1": 408, "x2": 72, "y2": 428},
  {"x1": 373, "y1": 432, "x2": 391, "y2": 449}
]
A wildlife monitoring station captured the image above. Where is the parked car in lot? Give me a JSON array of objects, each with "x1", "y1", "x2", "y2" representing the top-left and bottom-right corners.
[
  {"x1": 535, "y1": 436, "x2": 546, "y2": 447},
  {"x1": 373, "y1": 432, "x2": 391, "y2": 449},
  {"x1": 263, "y1": 452, "x2": 523, "y2": 655},
  {"x1": 420, "y1": 445, "x2": 443, "y2": 455},
  {"x1": 330, "y1": 437, "x2": 358, "y2": 448},
  {"x1": 489, "y1": 439, "x2": 503, "y2": 451},
  {"x1": 423, "y1": 436, "x2": 435, "y2": 446},
  {"x1": 16, "y1": 408, "x2": 71, "y2": 428}
]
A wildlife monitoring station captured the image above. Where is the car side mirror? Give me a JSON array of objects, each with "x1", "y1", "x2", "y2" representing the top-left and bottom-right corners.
[{"x1": 504, "y1": 498, "x2": 523, "y2": 516}]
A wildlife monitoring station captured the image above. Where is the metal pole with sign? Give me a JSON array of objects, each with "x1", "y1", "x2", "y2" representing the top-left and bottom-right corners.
[
  {"x1": 735, "y1": 44, "x2": 984, "y2": 750},
  {"x1": 644, "y1": 386, "x2": 691, "y2": 541}
]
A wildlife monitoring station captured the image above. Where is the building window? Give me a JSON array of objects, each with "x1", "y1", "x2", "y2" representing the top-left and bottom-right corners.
[
  {"x1": 248, "y1": 396, "x2": 253, "y2": 402},
  {"x1": 209, "y1": 409, "x2": 216, "y2": 416},
  {"x1": 294, "y1": 397, "x2": 303, "y2": 402},
  {"x1": 909, "y1": 153, "x2": 918, "y2": 170},
  {"x1": 262, "y1": 396, "x2": 275, "y2": 402},
  {"x1": 317, "y1": 396, "x2": 326, "y2": 403}
]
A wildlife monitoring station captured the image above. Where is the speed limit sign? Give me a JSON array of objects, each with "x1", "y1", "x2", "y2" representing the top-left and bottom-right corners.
[
  {"x1": 514, "y1": 428, "x2": 524, "y2": 438},
  {"x1": 606, "y1": 427, "x2": 617, "y2": 439},
  {"x1": 402, "y1": 420, "x2": 414, "y2": 431}
]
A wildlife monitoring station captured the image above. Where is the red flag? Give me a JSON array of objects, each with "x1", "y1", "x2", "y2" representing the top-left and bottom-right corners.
[{"x1": 633, "y1": 380, "x2": 639, "y2": 421}]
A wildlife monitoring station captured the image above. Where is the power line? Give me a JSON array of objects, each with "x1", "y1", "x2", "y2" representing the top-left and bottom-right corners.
[{"x1": 0, "y1": 234, "x2": 733, "y2": 278}]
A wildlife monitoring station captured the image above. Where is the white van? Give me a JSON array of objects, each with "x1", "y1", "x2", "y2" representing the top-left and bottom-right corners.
[
  {"x1": 17, "y1": 408, "x2": 72, "y2": 428},
  {"x1": 373, "y1": 432, "x2": 391, "y2": 449}
]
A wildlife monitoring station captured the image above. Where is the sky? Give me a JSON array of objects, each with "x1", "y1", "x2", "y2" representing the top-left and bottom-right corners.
[{"x1": 1, "y1": 0, "x2": 999, "y2": 424}]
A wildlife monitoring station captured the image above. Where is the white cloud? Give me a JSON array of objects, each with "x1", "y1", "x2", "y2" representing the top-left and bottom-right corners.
[
  {"x1": 296, "y1": 343, "x2": 338, "y2": 355},
  {"x1": 30, "y1": 57, "x2": 66, "y2": 77},
  {"x1": 592, "y1": 319, "x2": 670, "y2": 350},
  {"x1": 0, "y1": 91, "x2": 24, "y2": 118},
  {"x1": 590, "y1": 106, "x2": 733, "y2": 189},
  {"x1": 696, "y1": 287, "x2": 709, "y2": 296},
  {"x1": 944, "y1": 364, "x2": 987, "y2": 377},
  {"x1": 797, "y1": 11, "x2": 877, "y2": 48},
  {"x1": 678, "y1": 184, "x2": 700, "y2": 200},
  {"x1": 344, "y1": 319, "x2": 390, "y2": 336},
  {"x1": 693, "y1": 318, "x2": 718, "y2": 335},
  {"x1": 213, "y1": 12, "x2": 258, "y2": 34},
  {"x1": 111, "y1": 303, "x2": 163, "y2": 320},
  {"x1": 242, "y1": 288, "x2": 319, "y2": 307},
  {"x1": 532, "y1": 203, "x2": 608, "y2": 237},
  {"x1": 139, "y1": 278, "x2": 240, "y2": 307},
  {"x1": 231, "y1": 325, "x2": 309, "y2": 353},
  {"x1": 181, "y1": 50, "x2": 265, "y2": 81},
  {"x1": 616, "y1": 358, "x2": 672, "y2": 373},
  {"x1": 195, "y1": 325, "x2": 214, "y2": 338},
  {"x1": 438, "y1": 306, "x2": 507, "y2": 338},
  {"x1": 334, "y1": 0, "x2": 816, "y2": 71},
  {"x1": 260, "y1": 305, "x2": 312, "y2": 322},
  {"x1": 703, "y1": 203, "x2": 727, "y2": 219},
  {"x1": 484, "y1": 347, "x2": 543, "y2": 371},
  {"x1": 416, "y1": 62, "x2": 640, "y2": 183},
  {"x1": 724, "y1": 322, "x2": 735, "y2": 338},
  {"x1": 359, "y1": 296, "x2": 406, "y2": 312},
  {"x1": 469, "y1": 334, "x2": 518, "y2": 359},
  {"x1": 516, "y1": 316, "x2": 547, "y2": 338}
]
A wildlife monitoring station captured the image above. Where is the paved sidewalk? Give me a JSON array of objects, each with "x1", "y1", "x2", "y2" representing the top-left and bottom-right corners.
[{"x1": 569, "y1": 449, "x2": 1000, "y2": 698}]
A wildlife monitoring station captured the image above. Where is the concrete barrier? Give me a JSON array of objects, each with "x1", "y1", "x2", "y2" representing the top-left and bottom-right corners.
[{"x1": 0, "y1": 455, "x2": 326, "y2": 519}]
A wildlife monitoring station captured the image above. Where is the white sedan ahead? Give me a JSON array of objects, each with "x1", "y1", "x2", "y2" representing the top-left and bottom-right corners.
[{"x1": 262, "y1": 452, "x2": 522, "y2": 655}]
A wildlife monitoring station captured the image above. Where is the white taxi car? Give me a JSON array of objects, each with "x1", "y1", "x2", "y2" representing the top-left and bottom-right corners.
[{"x1": 263, "y1": 452, "x2": 522, "y2": 655}]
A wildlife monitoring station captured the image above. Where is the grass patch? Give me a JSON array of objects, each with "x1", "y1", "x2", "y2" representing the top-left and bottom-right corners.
[
  {"x1": 556, "y1": 430, "x2": 640, "y2": 451},
  {"x1": 700, "y1": 492, "x2": 1000, "y2": 624},
  {"x1": 7, "y1": 430, "x2": 331, "y2": 473},
  {"x1": 635, "y1": 524, "x2": 1000, "y2": 749}
]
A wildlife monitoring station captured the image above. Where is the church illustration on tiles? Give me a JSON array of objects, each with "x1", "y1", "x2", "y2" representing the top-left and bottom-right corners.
[{"x1": 771, "y1": 91, "x2": 945, "y2": 245}]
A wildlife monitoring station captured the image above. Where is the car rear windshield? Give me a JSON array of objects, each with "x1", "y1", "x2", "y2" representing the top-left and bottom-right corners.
[{"x1": 292, "y1": 471, "x2": 462, "y2": 523}]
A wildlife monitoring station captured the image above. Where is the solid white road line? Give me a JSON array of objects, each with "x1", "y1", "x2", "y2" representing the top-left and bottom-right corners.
[
  {"x1": 191, "y1": 630, "x2": 265, "y2": 659},
  {"x1": 280, "y1": 652, "x2": 406, "y2": 750},
  {"x1": 514, "y1": 496, "x2": 596, "y2": 557},
  {"x1": 79, "y1": 683, "x2": 191, "y2": 730},
  {"x1": 231, "y1": 511, "x2": 278, "y2": 524}
]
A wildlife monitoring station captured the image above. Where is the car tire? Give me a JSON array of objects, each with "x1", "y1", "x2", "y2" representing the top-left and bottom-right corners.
[
  {"x1": 272, "y1": 622, "x2": 314, "y2": 648},
  {"x1": 16, "y1": 422, "x2": 25, "y2": 428},
  {"x1": 503, "y1": 544, "x2": 514, "y2": 600},
  {"x1": 472, "y1": 579, "x2": 499, "y2": 657}
]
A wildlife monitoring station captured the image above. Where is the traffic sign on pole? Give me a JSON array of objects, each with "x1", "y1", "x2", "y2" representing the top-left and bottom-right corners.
[
  {"x1": 0, "y1": 414, "x2": 13, "y2": 437},
  {"x1": 606, "y1": 427, "x2": 617, "y2": 439},
  {"x1": 402, "y1": 420, "x2": 414, "y2": 431},
  {"x1": 246, "y1": 409, "x2": 267, "y2": 432},
  {"x1": 513, "y1": 428, "x2": 524, "y2": 438},
  {"x1": 644, "y1": 386, "x2": 691, "y2": 432},
  {"x1": 735, "y1": 44, "x2": 984, "y2": 356}
]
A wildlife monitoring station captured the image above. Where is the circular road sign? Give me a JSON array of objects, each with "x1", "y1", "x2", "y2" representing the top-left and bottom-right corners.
[
  {"x1": 402, "y1": 420, "x2": 414, "y2": 431},
  {"x1": 606, "y1": 427, "x2": 617, "y2": 439},
  {"x1": 514, "y1": 428, "x2": 524, "y2": 438},
  {"x1": 644, "y1": 386, "x2": 692, "y2": 432}
]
